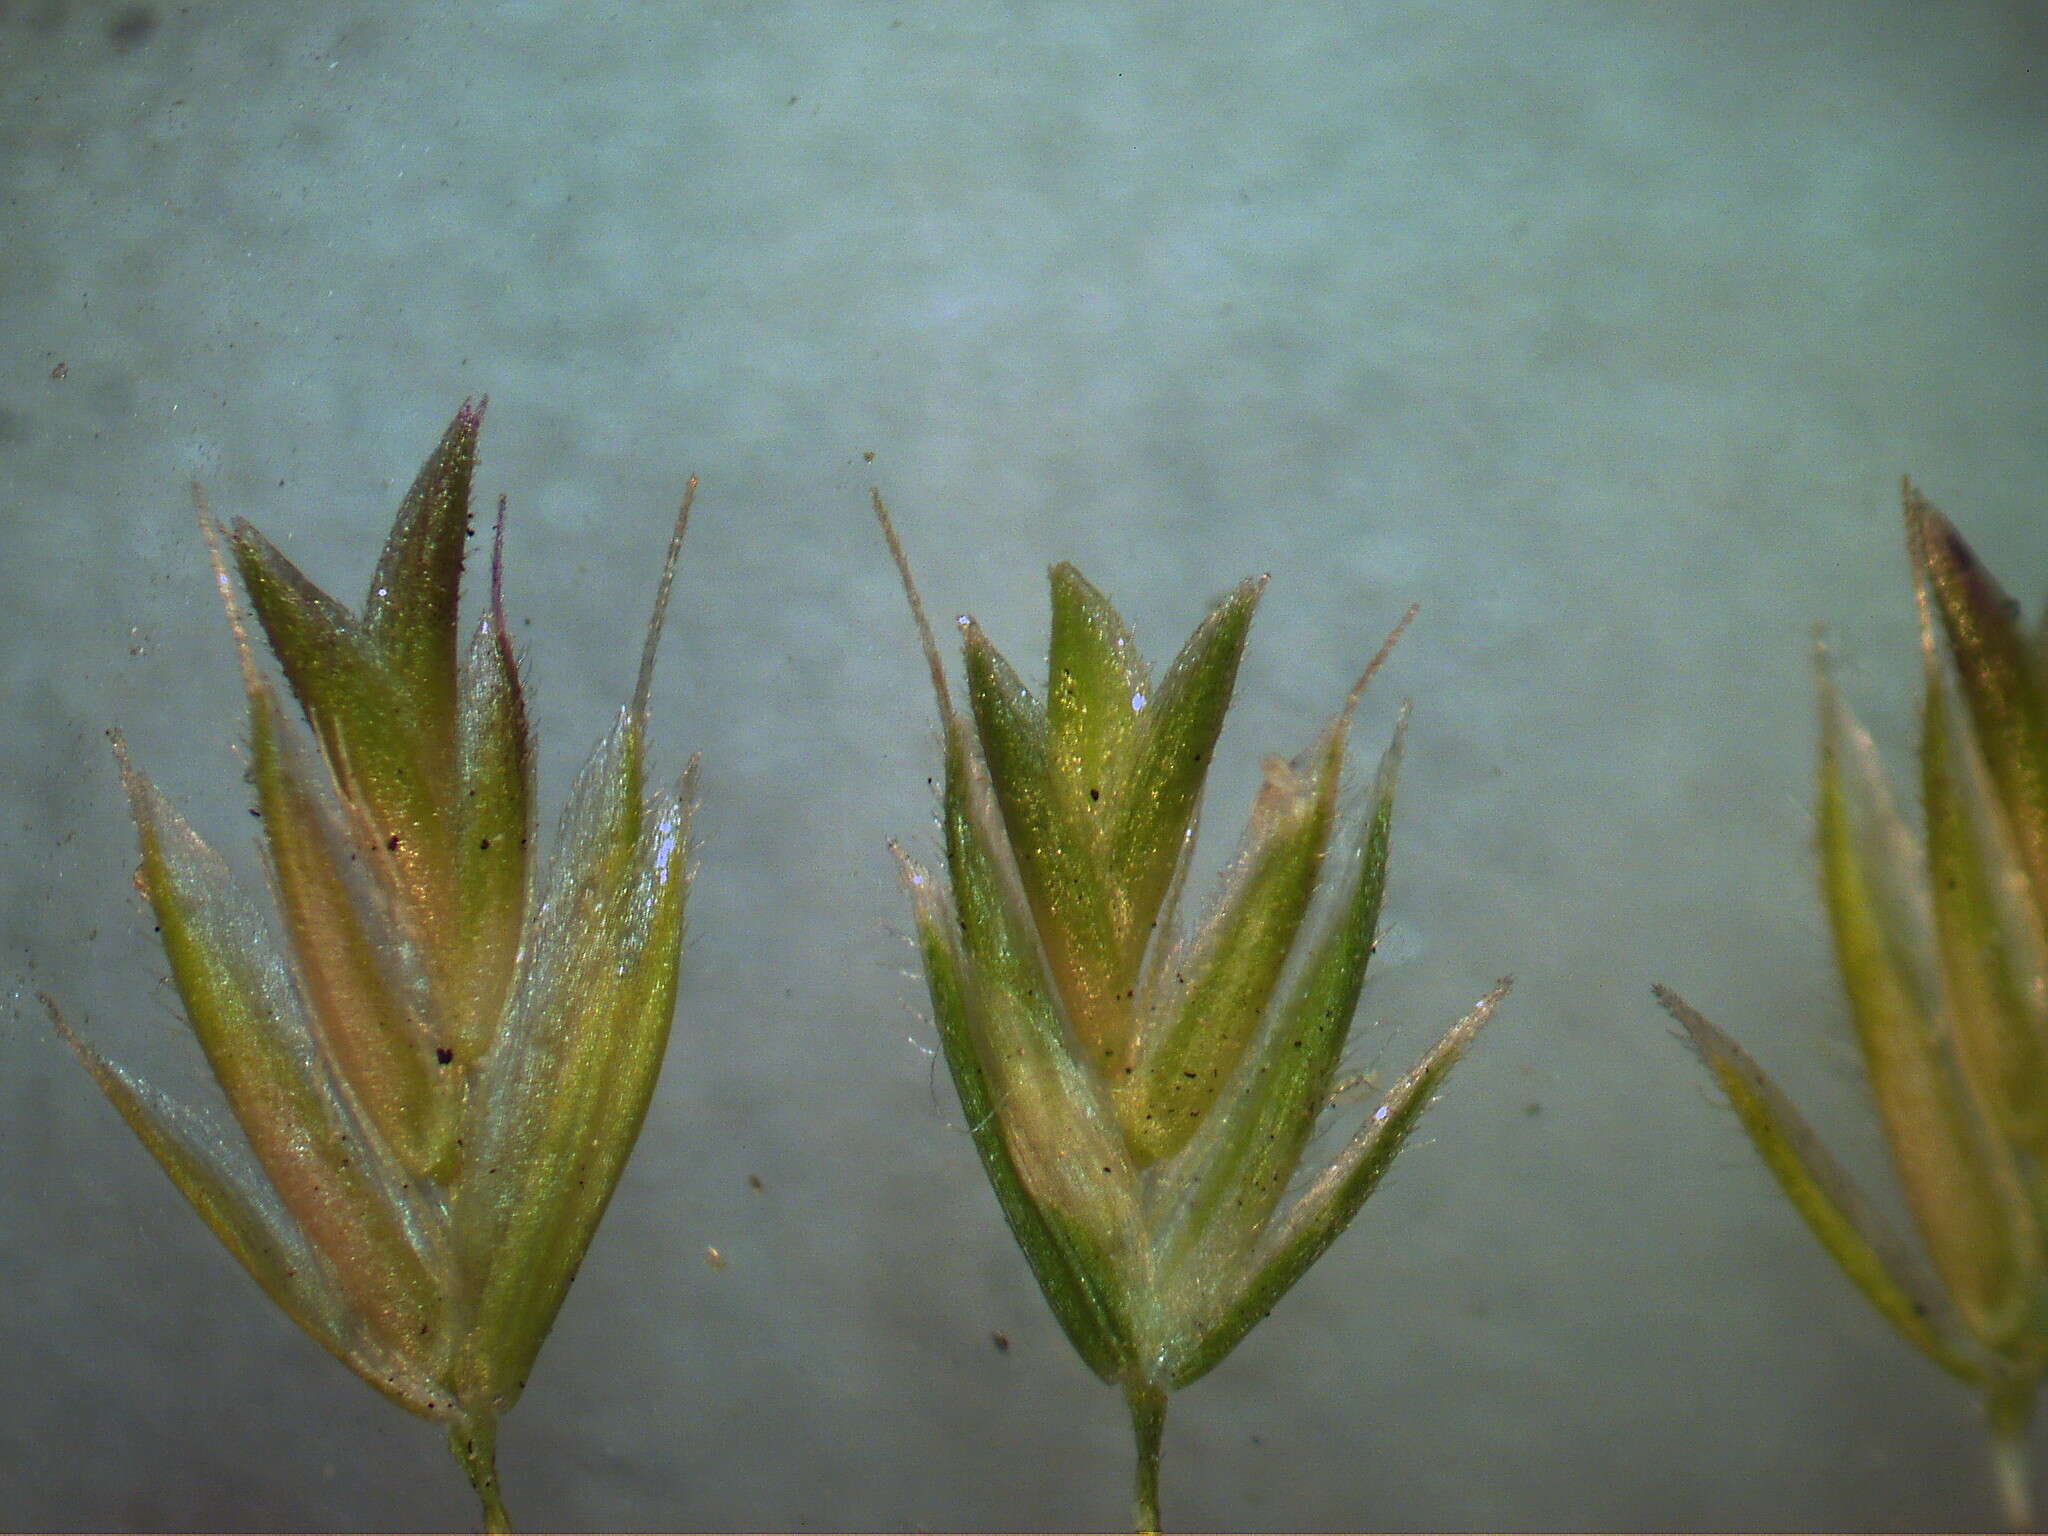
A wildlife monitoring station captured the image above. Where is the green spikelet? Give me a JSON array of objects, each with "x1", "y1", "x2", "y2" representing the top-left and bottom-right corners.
[
  {"x1": 55, "y1": 403, "x2": 699, "y2": 1532},
  {"x1": 877, "y1": 494, "x2": 1508, "y2": 1533},
  {"x1": 1659, "y1": 481, "x2": 2048, "y2": 1529}
]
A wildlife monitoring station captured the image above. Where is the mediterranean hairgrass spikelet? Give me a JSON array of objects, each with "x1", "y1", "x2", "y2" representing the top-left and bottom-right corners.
[
  {"x1": 876, "y1": 493, "x2": 1509, "y2": 1533},
  {"x1": 50, "y1": 402, "x2": 699, "y2": 1532},
  {"x1": 1659, "y1": 482, "x2": 2048, "y2": 1528}
]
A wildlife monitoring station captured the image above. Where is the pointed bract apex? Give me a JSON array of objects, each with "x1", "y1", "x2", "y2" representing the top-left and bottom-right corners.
[
  {"x1": 1904, "y1": 483, "x2": 2048, "y2": 918},
  {"x1": 365, "y1": 401, "x2": 484, "y2": 728},
  {"x1": 873, "y1": 488, "x2": 953, "y2": 723},
  {"x1": 635, "y1": 476, "x2": 696, "y2": 732},
  {"x1": 1654, "y1": 983, "x2": 1990, "y2": 1384},
  {"x1": 1342, "y1": 601, "x2": 1417, "y2": 727}
]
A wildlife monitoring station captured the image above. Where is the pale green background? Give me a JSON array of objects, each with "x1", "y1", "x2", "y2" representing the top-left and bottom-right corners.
[{"x1": 3, "y1": 3, "x2": 2046, "y2": 1530}]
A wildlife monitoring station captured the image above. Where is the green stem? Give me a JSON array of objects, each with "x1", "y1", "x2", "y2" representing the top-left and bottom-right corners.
[
  {"x1": 449, "y1": 1411, "x2": 513, "y2": 1534},
  {"x1": 1126, "y1": 1381, "x2": 1167, "y2": 1535}
]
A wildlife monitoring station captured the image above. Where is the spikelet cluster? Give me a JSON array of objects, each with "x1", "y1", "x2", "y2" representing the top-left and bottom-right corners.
[
  {"x1": 1660, "y1": 484, "x2": 2048, "y2": 1525},
  {"x1": 57, "y1": 404, "x2": 696, "y2": 1530},
  {"x1": 879, "y1": 500, "x2": 1507, "y2": 1530}
]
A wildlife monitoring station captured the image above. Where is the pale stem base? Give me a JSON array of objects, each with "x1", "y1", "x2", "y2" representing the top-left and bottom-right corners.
[
  {"x1": 1986, "y1": 1374, "x2": 2040, "y2": 1532},
  {"x1": 1992, "y1": 1426, "x2": 2034, "y2": 1532}
]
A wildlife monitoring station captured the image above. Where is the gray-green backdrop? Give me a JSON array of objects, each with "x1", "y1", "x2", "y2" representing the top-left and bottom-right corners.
[{"x1": 3, "y1": 3, "x2": 2045, "y2": 1529}]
